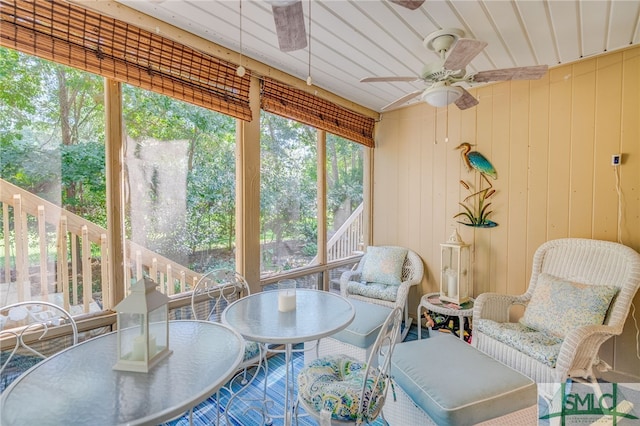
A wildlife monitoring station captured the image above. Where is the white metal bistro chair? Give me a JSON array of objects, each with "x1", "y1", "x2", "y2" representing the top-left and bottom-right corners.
[
  {"x1": 295, "y1": 306, "x2": 403, "y2": 425},
  {"x1": 190, "y1": 269, "x2": 268, "y2": 421},
  {"x1": 0, "y1": 301, "x2": 78, "y2": 392}
]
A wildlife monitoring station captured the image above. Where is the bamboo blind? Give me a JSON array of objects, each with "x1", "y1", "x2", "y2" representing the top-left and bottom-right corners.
[
  {"x1": 261, "y1": 78, "x2": 375, "y2": 148},
  {"x1": 0, "y1": 0, "x2": 252, "y2": 121}
]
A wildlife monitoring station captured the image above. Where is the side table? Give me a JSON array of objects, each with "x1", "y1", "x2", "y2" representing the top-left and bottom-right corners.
[{"x1": 417, "y1": 292, "x2": 474, "y2": 341}]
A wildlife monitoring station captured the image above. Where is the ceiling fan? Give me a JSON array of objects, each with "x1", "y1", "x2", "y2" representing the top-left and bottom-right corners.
[
  {"x1": 361, "y1": 28, "x2": 548, "y2": 111},
  {"x1": 267, "y1": 0, "x2": 425, "y2": 52}
]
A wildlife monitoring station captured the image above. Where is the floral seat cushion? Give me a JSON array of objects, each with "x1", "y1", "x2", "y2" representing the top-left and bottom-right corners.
[
  {"x1": 244, "y1": 340, "x2": 261, "y2": 362},
  {"x1": 346, "y1": 281, "x2": 398, "y2": 302},
  {"x1": 476, "y1": 319, "x2": 563, "y2": 368},
  {"x1": 297, "y1": 355, "x2": 386, "y2": 423}
]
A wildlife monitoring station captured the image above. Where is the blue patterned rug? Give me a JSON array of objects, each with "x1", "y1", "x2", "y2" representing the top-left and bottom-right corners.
[
  {"x1": 161, "y1": 328, "x2": 425, "y2": 426},
  {"x1": 163, "y1": 340, "x2": 392, "y2": 426}
]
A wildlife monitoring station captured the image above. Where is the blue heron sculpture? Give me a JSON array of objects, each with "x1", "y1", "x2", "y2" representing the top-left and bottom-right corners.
[
  {"x1": 455, "y1": 143, "x2": 499, "y2": 227},
  {"x1": 456, "y1": 143, "x2": 497, "y2": 180}
]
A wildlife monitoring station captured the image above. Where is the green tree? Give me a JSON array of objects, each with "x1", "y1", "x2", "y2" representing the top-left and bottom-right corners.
[
  {"x1": 326, "y1": 134, "x2": 363, "y2": 230},
  {"x1": 0, "y1": 48, "x2": 106, "y2": 225},
  {"x1": 260, "y1": 112, "x2": 317, "y2": 269},
  {"x1": 121, "y1": 86, "x2": 236, "y2": 261}
]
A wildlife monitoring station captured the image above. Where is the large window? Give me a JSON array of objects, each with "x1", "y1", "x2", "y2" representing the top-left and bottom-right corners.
[
  {"x1": 260, "y1": 112, "x2": 318, "y2": 276},
  {"x1": 326, "y1": 134, "x2": 364, "y2": 260},
  {"x1": 258, "y1": 115, "x2": 365, "y2": 288},
  {"x1": 0, "y1": 48, "x2": 106, "y2": 311},
  {"x1": 1, "y1": 48, "x2": 369, "y2": 312},
  {"x1": 121, "y1": 85, "x2": 237, "y2": 293}
]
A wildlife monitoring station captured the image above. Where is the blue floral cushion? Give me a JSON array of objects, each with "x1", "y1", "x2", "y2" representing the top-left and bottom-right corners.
[
  {"x1": 297, "y1": 355, "x2": 386, "y2": 423},
  {"x1": 520, "y1": 273, "x2": 618, "y2": 338},
  {"x1": 244, "y1": 341, "x2": 261, "y2": 362},
  {"x1": 346, "y1": 281, "x2": 398, "y2": 302},
  {"x1": 361, "y1": 246, "x2": 408, "y2": 286},
  {"x1": 476, "y1": 319, "x2": 563, "y2": 367}
]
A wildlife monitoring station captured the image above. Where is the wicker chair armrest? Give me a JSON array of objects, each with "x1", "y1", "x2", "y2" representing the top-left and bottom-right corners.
[
  {"x1": 473, "y1": 292, "x2": 528, "y2": 322},
  {"x1": 394, "y1": 279, "x2": 418, "y2": 310},
  {"x1": 340, "y1": 270, "x2": 363, "y2": 298},
  {"x1": 556, "y1": 324, "x2": 621, "y2": 380}
]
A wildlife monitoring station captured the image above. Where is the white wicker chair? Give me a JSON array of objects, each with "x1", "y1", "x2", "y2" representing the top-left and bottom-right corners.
[
  {"x1": 473, "y1": 238, "x2": 640, "y2": 398},
  {"x1": 340, "y1": 246, "x2": 423, "y2": 341}
]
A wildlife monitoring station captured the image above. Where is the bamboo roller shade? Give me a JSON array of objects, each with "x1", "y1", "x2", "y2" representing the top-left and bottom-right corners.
[
  {"x1": 262, "y1": 78, "x2": 375, "y2": 148},
  {"x1": 0, "y1": 0, "x2": 375, "y2": 147},
  {"x1": 0, "y1": 0, "x2": 252, "y2": 121}
]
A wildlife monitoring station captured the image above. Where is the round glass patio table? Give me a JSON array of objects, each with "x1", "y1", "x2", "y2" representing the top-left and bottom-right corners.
[
  {"x1": 221, "y1": 288, "x2": 355, "y2": 425},
  {"x1": 0, "y1": 320, "x2": 245, "y2": 426}
]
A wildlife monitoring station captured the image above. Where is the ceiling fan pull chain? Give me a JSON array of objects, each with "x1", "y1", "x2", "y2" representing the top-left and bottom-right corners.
[
  {"x1": 236, "y1": 0, "x2": 246, "y2": 77},
  {"x1": 306, "y1": 0, "x2": 312, "y2": 86}
]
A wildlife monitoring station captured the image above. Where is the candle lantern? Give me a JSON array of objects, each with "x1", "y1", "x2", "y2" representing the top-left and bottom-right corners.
[
  {"x1": 440, "y1": 230, "x2": 471, "y2": 305},
  {"x1": 113, "y1": 277, "x2": 172, "y2": 373}
]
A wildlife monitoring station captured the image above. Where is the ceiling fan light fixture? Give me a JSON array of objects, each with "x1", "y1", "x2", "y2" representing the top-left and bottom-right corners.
[{"x1": 422, "y1": 85, "x2": 463, "y2": 107}]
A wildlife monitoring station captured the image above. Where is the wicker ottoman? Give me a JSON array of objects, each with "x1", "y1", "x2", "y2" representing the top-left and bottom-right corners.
[
  {"x1": 304, "y1": 299, "x2": 392, "y2": 365},
  {"x1": 384, "y1": 336, "x2": 538, "y2": 425}
]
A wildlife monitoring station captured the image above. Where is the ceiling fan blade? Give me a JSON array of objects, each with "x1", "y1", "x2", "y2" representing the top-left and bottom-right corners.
[
  {"x1": 454, "y1": 87, "x2": 479, "y2": 110},
  {"x1": 388, "y1": 0, "x2": 425, "y2": 10},
  {"x1": 271, "y1": 1, "x2": 307, "y2": 52},
  {"x1": 473, "y1": 65, "x2": 548, "y2": 82},
  {"x1": 444, "y1": 39, "x2": 488, "y2": 71},
  {"x1": 360, "y1": 76, "x2": 420, "y2": 83},
  {"x1": 381, "y1": 90, "x2": 424, "y2": 111}
]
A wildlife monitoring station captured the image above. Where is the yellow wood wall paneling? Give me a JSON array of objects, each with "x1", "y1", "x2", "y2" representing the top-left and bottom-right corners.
[
  {"x1": 406, "y1": 112, "x2": 424, "y2": 258},
  {"x1": 457, "y1": 94, "x2": 479, "y2": 295},
  {"x1": 547, "y1": 66, "x2": 573, "y2": 240},
  {"x1": 373, "y1": 115, "x2": 399, "y2": 243},
  {"x1": 396, "y1": 115, "x2": 411, "y2": 246},
  {"x1": 420, "y1": 106, "x2": 437, "y2": 294},
  {"x1": 374, "y1": 46, "x2": 640, "y2": 380},
  {"x1": 472, "y1": 85, "x2": 495, "y2": 297},
  {"x1": 620, "y1": 49, "x2": 640, "y2": 252},
  {"x1": 447, "y1": 105, "x2": 463, "y2": 237},
  {"x1": 569, "y1": 60, "x2": 597, "y2": 238},
  {"x1": 431, "y1": 107, "x2": 450, "y2": 297},
  {"x1": 526, "y1": 74, "x2": 551, "y2": 282},
  {"x1": 489, "y1": 82, "x2": 512, "y2": 296},
  {"x1": 506, "y1": 80, "x2": 531, "y2": 296},
  {"x1": 617, "y1": 48, "x2": 640, "y2": 375},
  {"x1": 593, "y1": 53, "x2": 623, "y2": 242}
]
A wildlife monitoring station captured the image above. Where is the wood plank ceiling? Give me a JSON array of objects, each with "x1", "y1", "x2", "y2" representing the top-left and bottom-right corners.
[{"x1": 116, "y1": 0, "x2": 640, "y2": 113}]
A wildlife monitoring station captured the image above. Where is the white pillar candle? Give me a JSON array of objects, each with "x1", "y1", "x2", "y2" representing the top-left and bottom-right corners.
[
  {"x1": 131, "y1": 335, "x2": 146, "y2": 361},
  {"x1": 278, "y1": 290, "x2": 296, "y2": 312},
  {"x1": 447, "y1": 273, "x2": 458, "y2": 298}
]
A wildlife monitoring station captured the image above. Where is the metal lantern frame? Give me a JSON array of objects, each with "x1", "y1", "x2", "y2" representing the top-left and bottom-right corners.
[
  {"x1": 113, "y1": 277, "x2": 172, "y2": 373},
  {"x1": 439, "y1": 230, "x2": 471, "y2": 305}
]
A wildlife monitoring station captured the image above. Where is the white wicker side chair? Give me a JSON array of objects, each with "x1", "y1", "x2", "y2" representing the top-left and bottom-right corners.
[
  {"x1": 473, "y1": 238, "x2": 640, "y2": 398},
  {"x1": 190, "y1": 269, "x2": 268, "y2": 407},
  {"x1": 340, "y1": 246, "x2": 424, "y2": 341},
  {"x1": 0, "y1": 301, "x2": 78, "y2": 392}
]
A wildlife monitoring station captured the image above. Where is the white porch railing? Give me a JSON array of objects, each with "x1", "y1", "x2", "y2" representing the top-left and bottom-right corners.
[
  {"x1": 1, "y1": 179, "x2": 202, "y2": 312},
  {"x1": 316, "y1": 202, "x2": 364, "y2": 264}
]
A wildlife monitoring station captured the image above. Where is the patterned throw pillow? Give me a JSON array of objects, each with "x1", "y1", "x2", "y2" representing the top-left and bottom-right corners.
[
  {"x1": 361, "y1": 246, "x2": 408, "y2": 286},
  {"x1": 520, "y1": 273, "x2": 618, "y2": 339}
]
